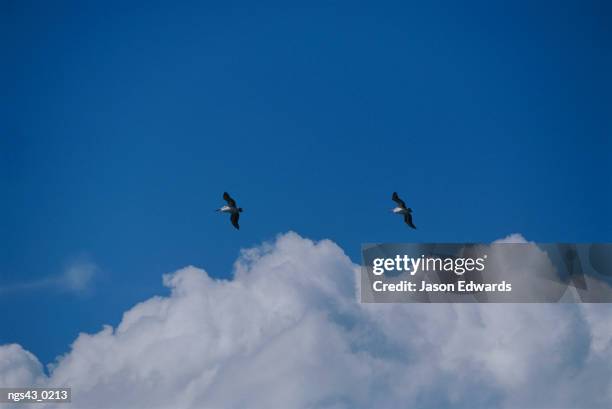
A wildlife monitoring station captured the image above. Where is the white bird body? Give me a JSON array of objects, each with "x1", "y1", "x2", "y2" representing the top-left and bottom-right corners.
[
  {"x1": 218, "y1": 205, "x2": 239, "y2": 213},
  {"x1": 392, "y1": 206, "x2": 410, "y2": 214}
]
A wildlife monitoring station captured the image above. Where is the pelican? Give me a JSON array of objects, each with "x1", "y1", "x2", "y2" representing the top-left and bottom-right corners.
[
  {"x1": 217, "y1": 192, "x2": 243, "y2": 230},
  {"x1": 391, "y1": 191, "x2": 416, "y2": 229}
]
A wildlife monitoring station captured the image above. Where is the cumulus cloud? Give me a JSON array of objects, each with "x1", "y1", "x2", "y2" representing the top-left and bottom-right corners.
[
  {"x1": 1, "y1": 232, "x2": 612, "y2": 409},
  {"x1": 0, "y1": 344, "x2": 45, "y2": 387}
]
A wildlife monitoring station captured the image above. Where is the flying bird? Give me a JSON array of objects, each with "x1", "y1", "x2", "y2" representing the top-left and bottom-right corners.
[
  {"x1": 391, "y1": 191, "x2": 416, "y2": 229},
  {"x1": 217, "y1": 192, "x2": 243, "y2": 229}
]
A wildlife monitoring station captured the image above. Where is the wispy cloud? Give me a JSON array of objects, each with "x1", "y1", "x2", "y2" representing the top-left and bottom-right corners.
[{"x1": 0, "y1": 257, "x2": 98, "y2": 295}]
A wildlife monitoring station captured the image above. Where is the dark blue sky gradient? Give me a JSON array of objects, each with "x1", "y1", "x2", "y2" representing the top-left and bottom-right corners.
[{"x1": 2, "y1": 0, "x2": 611, "y2": 365}]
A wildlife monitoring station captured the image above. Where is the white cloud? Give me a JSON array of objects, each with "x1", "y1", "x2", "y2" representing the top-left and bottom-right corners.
[
  {"x1": 1, "y1": 232, "x2": 612, "y2": 409},
  {"x1": 0, "y1": 344, "x2": 45, "y2": 387}
]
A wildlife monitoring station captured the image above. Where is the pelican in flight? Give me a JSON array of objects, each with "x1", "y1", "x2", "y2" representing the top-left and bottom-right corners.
[
  {"x1": 391, "y1": 191, "x2": 416, "y2": 229},
  {"x1": 217, "y1": 192, "x2": 243, "y2": 230}
]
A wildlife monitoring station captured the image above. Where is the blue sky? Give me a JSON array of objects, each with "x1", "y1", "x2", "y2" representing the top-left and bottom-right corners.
[{"x1": 2, "y1": 0, "x2": 611, "y2": 366}]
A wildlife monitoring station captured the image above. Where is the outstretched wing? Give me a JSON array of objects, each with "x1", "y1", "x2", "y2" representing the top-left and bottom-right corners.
[
  {"x1": 230, "y1": 212, "x2": 240, "y2": 230},
  {"x1": 392, "y1": 192, "x2": 406, "y2": 208},
  {"x1": 404, "y1": 212, "x2": 416, "y2": 229},
  {"x1": 223, "y1": 192, "x2": 236, "y2": 207}
]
